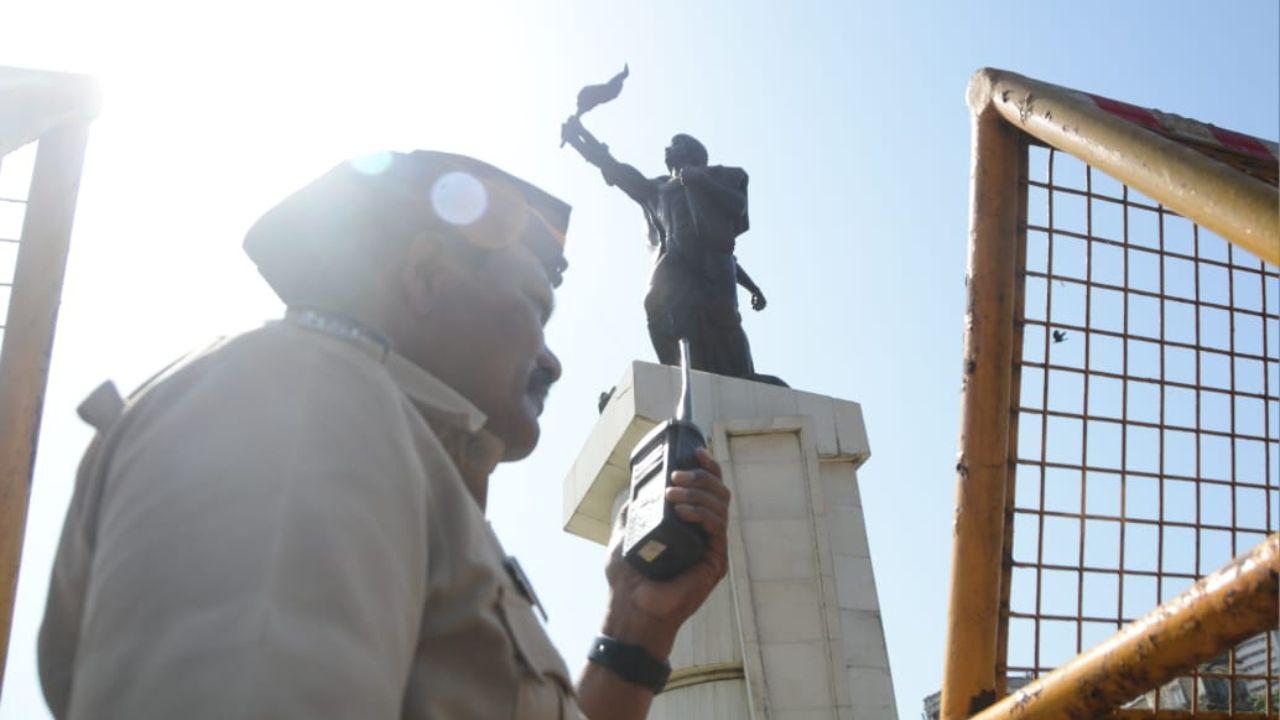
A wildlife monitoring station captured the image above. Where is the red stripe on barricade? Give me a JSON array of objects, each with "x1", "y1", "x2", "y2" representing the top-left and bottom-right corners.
[
  {"x1": 1087, "y1": 93, "x2": 1161, "y2": 132},
  {"x1": 1209, "y1": 125, "x2": 1276, "y2": 160}
]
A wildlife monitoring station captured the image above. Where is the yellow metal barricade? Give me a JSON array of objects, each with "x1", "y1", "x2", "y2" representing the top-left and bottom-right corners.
[
  {"x1": 0, "y1": 67, "x2": 98, "y2": 694},
  {"x1": 943, "y1": 69, "x2": 1279, "y2": 719}
]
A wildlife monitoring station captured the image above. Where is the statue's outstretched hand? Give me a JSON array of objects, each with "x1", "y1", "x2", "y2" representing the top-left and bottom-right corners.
[
  {"x1": 600, "y1": 448, "x2": 731, "y2": 658},
  {"x1": 751, "y1": 291, "x2": 767, "y2": 311},
  {"x1": 561, "y1": 116, "x2": 582, "y2": 147}
]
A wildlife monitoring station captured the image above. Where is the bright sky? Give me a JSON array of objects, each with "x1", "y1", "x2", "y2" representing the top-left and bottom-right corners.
[{"x1": 2, "y1": 2, "x2": 1278, "y2": 718}]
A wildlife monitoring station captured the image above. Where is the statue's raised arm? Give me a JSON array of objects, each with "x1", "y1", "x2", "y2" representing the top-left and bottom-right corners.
[
  {"x1": 562, "y1": 115, "x2": 658, "y2": 210},
  {"x1": 559, "y1": 66, "x2": 786, "y2": 387}
]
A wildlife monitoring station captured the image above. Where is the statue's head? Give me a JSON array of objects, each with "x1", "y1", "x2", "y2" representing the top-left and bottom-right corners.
[{"x1": 665, "y1": 134, "x2": 708, "y2": 172}]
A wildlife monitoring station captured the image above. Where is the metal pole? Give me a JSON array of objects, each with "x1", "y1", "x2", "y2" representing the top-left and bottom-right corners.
[
  {"x1": 968, "y1": 534, "x2": 1280, "y2": 720},
  {"x1": 979, "y1": 68, "x2": 1279, "y2": 265},
  {"x1": 992, "y1": 137, "x2": 1029, "y2": 701},
  {"x1": 940, "y1": 71, "x2": 1026, "y2": 720},
  {"x1": 0, "y1": 121, "x2": 91, "y2": 691}
]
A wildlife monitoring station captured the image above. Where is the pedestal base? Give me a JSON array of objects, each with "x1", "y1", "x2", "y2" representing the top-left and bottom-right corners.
[{"x1": 563, "y1": 362, "x2": 898, "y2": 720}]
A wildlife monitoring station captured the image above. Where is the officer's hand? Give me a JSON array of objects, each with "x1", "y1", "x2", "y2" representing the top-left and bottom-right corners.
[
  {"x1": 601, "y1": 448, "x2": 730, "y2": 659},
  {"x1": 750, "y1": 291, "x2": 767, "y2": 311}
]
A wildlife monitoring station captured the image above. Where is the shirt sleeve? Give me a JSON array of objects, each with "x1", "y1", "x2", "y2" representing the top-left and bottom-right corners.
[
  {"x1": 38, "y1": 435, "x2": 105, "y2": 719},
  {"x1": 58, "y1": 343, "x2": 429, "y2": 720}
]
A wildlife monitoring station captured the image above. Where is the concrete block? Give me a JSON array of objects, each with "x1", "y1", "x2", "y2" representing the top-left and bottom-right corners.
[
  {"x1": 840, "y1": 609, "x2": 890, "y2": 669},
  {"x1": 834, "y1": 555, "x2": 881, "y2": 612},
  {"x1": 761, "y1": 641, "x2": 836, "y2": 710},
  {"x1": 772, "y1": 709, "x2": 842, "y2": 720},
  {"x1": 755, "y1": 381, "x2": 802, "y2": 418},
  {"x1": 740, "y1": 518, "x2": 819, "y2": 580},
  {"x1": 833, "y1": 399, "x2": 870, "y2": 465},
  {"x1": 819, "y1": 460, "x2": 860, "y2": 509},
  {"x1": 827, "y1": 506, "x2": 871, "y2": 559},
  {"x1": 713, "y1": 375, "x2": 758, "y2": 422},
  {"x1": 849, "y1": 667, "x2": 897, "y2": 720},
  {"x1": 751, "y1": 579, "x2": 826, "y2": 644},
  {"x1": 727, "y1": 430, "x2": 802, "y2": 464},
  {"x1": 730, "y1": 459, "x2": 811, "y2": 520},
  {"x1": 796, "y1": 390, "x2": 839, "y2": 456},
  {"x1": 561, "y1": 361, "x2": 894, "y2": 719}
]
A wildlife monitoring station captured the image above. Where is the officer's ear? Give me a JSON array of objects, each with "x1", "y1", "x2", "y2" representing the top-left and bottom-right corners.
[{"x1": 398, "y1": 231, "x2": 454, "y2": 317}]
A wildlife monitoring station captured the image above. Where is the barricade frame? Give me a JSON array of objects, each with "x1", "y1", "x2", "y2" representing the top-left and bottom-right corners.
[
  {"x1": 0, "y1": 66, "x2": 99, "y2": 694},
  {"x1": 941, "y1": 68, "x2": 1279, "y2": 720}
]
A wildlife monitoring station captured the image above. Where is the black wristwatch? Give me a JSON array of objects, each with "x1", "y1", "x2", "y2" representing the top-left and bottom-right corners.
[{"x1": 587, "y1": 635, "x2": 672, "y2": 694}]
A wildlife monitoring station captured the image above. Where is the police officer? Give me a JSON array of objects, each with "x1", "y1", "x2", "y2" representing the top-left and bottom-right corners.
[{"x1": 38, "y1": 151, "x2": 731, "y2": 719}]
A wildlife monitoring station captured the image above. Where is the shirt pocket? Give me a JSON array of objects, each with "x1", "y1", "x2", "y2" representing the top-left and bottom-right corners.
[{"x1": 494, "y1": 586, "x2": 580, "y2": 720}]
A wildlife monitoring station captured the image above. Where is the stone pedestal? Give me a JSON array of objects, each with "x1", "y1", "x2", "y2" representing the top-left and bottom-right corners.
[{"x1": 564, "y1": 362, "x2": 898, "y2": 720}]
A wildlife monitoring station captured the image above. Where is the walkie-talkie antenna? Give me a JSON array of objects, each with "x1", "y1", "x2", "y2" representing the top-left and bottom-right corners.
[{"x1": 676, "y1": 338, "x2": 693, "y2": 423}]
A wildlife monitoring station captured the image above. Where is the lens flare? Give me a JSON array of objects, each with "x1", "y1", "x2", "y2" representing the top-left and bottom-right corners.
[{"x1": 431, "y1": 170, "x2": 488, "y2": 226}]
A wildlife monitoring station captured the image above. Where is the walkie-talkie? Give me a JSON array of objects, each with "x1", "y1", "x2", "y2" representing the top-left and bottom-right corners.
[{"x1": 623, "y1": 339, "x2": 708, "y2": 580}]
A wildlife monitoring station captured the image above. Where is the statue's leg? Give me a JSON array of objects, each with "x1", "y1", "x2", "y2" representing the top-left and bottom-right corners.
[
  {"x1": 729, "y1": 311, "x2": 789, "y2": 386},
  {"x1": 723, "y1": 322, "x2": 788, "y2": 386},
  {"x1": 699, "y1": 298, "x2": 755, "y2": 378},
  {"x1": 646, "y1": 309, "x2": 681, "y2": 366},
  {"x1": 723, "y1": 323, "x2": 756, "y2": 378}
]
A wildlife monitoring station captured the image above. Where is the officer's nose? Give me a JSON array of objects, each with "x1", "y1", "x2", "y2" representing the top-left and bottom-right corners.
[{"x1": 538, "y1": 346, "x2": 563, "y2": 385}]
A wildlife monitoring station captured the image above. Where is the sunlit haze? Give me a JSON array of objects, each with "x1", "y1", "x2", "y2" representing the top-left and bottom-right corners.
[{"x1": 2, "y1": 2, "x2": 1277, "y2": 718}]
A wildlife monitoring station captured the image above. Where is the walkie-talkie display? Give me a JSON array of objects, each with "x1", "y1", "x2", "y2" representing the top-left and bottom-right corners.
[{"x1": 623, "y1": 339, "x2": 708, "y2": 580}]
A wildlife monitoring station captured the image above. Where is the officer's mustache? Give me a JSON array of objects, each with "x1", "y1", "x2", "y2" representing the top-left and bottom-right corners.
[{"x1": 526, "y1": 366, "x2": 557, "y2": 399}]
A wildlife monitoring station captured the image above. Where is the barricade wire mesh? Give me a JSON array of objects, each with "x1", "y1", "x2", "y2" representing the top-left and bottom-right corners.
[
  {"x1": 1005, "y1": 145, "x2": 1279, "y2": 715},
  {"x1": 0, "y1": 140, "x2": 38, "y2": 357}
]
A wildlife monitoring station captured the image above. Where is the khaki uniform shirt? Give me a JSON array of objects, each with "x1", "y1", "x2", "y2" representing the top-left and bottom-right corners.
[{"x1": 39, "y1": 316, "x2": 585, "y2": 720}]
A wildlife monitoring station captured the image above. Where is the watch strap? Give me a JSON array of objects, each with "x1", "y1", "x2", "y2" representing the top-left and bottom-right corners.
[{"x1": 587, "y1": 635, "x2": 671, "y2": 693}]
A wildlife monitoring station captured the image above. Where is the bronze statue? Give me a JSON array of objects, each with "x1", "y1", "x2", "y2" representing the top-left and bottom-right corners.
[{"x1": 562, "y1": 68, "x2": 784, "y2": 386}]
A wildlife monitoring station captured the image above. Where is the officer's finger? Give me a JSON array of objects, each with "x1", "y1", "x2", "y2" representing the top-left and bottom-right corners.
[
  {"x1": 665, "y1": 485, "x2": 728, "y2": 518},
  {"x1": 693, "y1": 447, "x2": 723, "y2": 479},
  {"x1": 673, "y1": 503, "x2": 726, "y2": 536},
  {"x1": 671, "y1": 468, "x2": 730, "y2": 503}
]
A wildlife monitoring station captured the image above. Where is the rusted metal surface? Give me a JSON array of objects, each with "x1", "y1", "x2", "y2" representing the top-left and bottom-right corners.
[
  {"x1": 1071, "y1": 90, "x2": 1279, "y2": 188},
  {"x1": 1105, "y1": 707, "x2": 1274, "y2": 712},
  {"x1": 0, "y1": 119, "x2": 93, "y2": 691},
  {"x1": 939, "y1": 76, "x2": 1027, "y2": 720},
  {"x1": 968, "y1": 534, "x2": 1280, "y2": 720},
  {"x1": 976, "y1": 68, "x2": 1279, "y2": 266},
  {"x1": 1013, "y1": 141, "x2": 1274, "y2": 702},
  {"x1": 1007, "y1": 144, "x2": 1279, "y2": 708},
  {"x1": 952, "y1": 68, "x2": 1279, "y2": 719},
  {"x1": 992, "y1": 145, "x2": 1030, "y2": 699}
]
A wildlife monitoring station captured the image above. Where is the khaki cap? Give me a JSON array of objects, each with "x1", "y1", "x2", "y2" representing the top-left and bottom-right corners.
[{"x1": 244, "y1": 150, "x2": 571, "y2": 312}]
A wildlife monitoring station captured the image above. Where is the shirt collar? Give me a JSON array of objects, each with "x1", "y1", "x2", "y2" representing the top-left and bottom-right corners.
[
  {"x1": 286, "y1": 308, "x2": 489, "y2": 434},
  {"x1": 384, "y1": 351, "x2": 488, "y2": 434}
]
